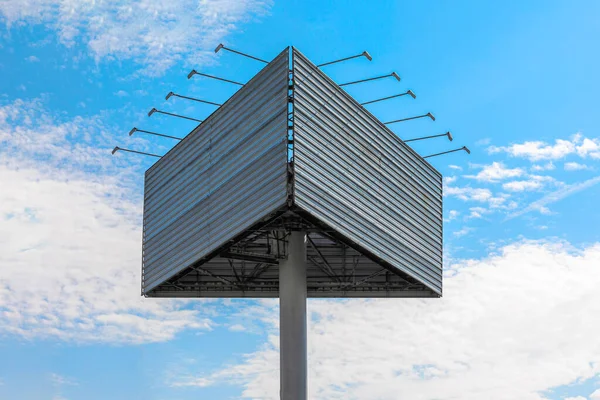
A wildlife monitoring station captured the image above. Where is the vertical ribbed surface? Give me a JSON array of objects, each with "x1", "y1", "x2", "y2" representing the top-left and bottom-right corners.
[
  {"x1": 292, "y1": 48, "x2": 443, "y2": 294},
  {"x1": 142, "y1": 48, "x2": 289, "y2": 294}
]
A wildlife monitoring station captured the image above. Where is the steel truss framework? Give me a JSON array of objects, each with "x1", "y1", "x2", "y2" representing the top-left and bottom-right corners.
[{"x1": 149, "y1": 209, "x2": 434, "y2": 298}]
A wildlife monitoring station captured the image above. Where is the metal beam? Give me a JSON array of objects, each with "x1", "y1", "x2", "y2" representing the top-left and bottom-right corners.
[
  {"x1": 306, "y1": 235, "x2": 341, "y2": 282},
  {"x1": 279, "y1": 231, "x2": 307, "y2": 400}
]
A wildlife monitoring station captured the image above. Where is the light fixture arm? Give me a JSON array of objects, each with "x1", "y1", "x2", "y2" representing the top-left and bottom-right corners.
[
  {"x1": 165, "y1": 92, "x2": 222, "y2": 106},
  {"x1": 187, "y1": 70, "x2": 244, "y2": 86},
  {"x1": 129, "y1": 127, "x2": 182, "y2": 141},
  {"x1": 111, "y1": 146, "x2": 162, "y2": 158},
  {"x1": 384, "y1": 112, "x2": 435, "y2": 125},
  {"x1": 214, "y1": 43, "x2": 268, "y2": 63},
  {"x1": 339, "y1": 72, "x2": 400, "y2": 87},
  {"x1": 404, "y1": 131, "x2": 452, "y2": 143},
  {"x1": 361, "y1": 90, "x2": 416, "y2": 105},
  {"x1": 317, "y1": 51, "x2": 372, "y2": 68},
  {"x1": 423, "y1": 146, "x2": 471, "y2": 159},
  {"x1": 148, "y1": 108, "x2": 203, "y2": 123}
]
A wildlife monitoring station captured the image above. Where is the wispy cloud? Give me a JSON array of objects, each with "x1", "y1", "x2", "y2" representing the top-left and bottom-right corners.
[
  {"x1": 192, "y1": 241, "x2": 600, "y2": 399},
  {"x1": 453, "y1": 226, "x2": 473, "y2": 237},
  {"x1": 465, "y1": 162, "x2": 524, "y2": 182},
  {"x1": 444, "y1": 210, "x2": 460, "y2": 222},
  {"x1": 531, "y1": 162, "x2": 555, "y2": 171},
  {"x1": 488, "y1": 133, "x2": 600, "y2": 161},
  {"x1": 0, "y1": 98, "x2": 212, "y2": 343},
  {"x1": 0, "y1": 0, "x2": 273, "y2": 75},
  {"x1": 506, "y1": 176, "x2": 600, "y2": 220},
  {"x1": 502, "y1": 180, "x2": 543, "y2": 192},
  {"x1": 564, "y1": 161, "x2": 591, "y2": 171},
  {"x1": 50, "y1": 373, "x2": 77, "y2": 387}
]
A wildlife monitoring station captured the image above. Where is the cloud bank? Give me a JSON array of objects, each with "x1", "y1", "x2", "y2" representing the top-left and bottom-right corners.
[
  {"x1": 0, "y1": 0, "x2": 273, "y2": 75},
  {"x1": 189, "y1": 240, "x2": 600, "y2": 400},
  {"x1": 0, "y1": 98, "x2": 211, "y2": 343}
]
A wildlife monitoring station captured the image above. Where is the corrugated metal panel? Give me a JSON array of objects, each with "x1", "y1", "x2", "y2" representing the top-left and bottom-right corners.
[
  {"x1": 292, "y1": 48, "x2": 443, "y2": 295},
  {"x1": 142, "y1": 48, "x2": 289, "y2": 294}
]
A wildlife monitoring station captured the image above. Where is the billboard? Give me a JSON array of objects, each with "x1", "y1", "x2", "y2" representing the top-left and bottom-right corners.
[{"x1": 142, "y1": 47, "x2": 443, "y2": 298}]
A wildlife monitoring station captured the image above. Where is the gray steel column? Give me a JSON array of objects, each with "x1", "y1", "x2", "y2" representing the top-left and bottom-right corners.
[{"x1": 279, "y1": 231, "x2": 307, "y2": 400}]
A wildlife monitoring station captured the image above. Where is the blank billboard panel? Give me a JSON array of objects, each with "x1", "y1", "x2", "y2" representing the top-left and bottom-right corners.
[
  {"x1": 142, "y1": 49, "x2": 290, "y2": 294},
  {"x1": 292, "y1": 48, "x2": 443, "y2": 295}
]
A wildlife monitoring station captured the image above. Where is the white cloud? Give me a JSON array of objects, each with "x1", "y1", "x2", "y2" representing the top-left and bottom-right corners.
[
  {"x1": 444, "y1": 186, "x2": 509, "y2": 210},
  {"x1": 502, "y1": 180, "x2": 543, "y2": 192},
  {"x1": 565, "y1": 162, "x2": 591, "y2": 171},
  {"x1": 590, "y1": 389, "x2": 600, "y2": 399},
  {"x1": 197, "y1": 240, "x2": 600, "y2": 400},
  {"x1": 50, "y1": 373, "x2": 77, "y2": 387},
  {"x1": 564, "y1": 397, "x2": 587, "y2": 400},
  {"x1": 453, "y1": 226, "x2": 473, "y2": 237},
  {"x1": 445, "y1": 210, "x2": 460, "y2": 222},
  {"x1": 489, "y1": 139, "x2": 576, "y2": 161},
  {"x1": 449, "y1": 165, "x2": 463, "y2": 171},
  {"x1": 25, "y1": 55, "x2": 39, "y2": 62},
  {"x1": 466, "y1": 162, "x2": 524, "y2": 182},
  {"x1": 0, "y1": 98, "x2": 211, "y2": 343},
  {"x1": 507, "y1": 176, "x2": 600, "y2": 220},
  {"x1": 445, "y1": 186, "x2": 492, "y2": 202},
  {"x1": 467, "y1": 207, "x2": 487, "y2": 219},
  {"x1": 229, "y1": 324, "x2": 247, "y2": 332},
  {"x1": 172, "y1": 377, "x2": 214, "y2": 388},
  {"x1": 531, "y1": 162, "x2": 555, "y2": 171},
  {"x1": 0, "y1": 0, "x2": 273, "y2": 75},
  {"x1": 576, "y1": 138, "x2": 600, "y2": 159},
  {"x1": 444, "y1": 176, "x2": 457, "y2": 185},
  {"x1": 114, "y1": 90, "x2": 129, "y2": 98},
  {"x1": 489, "y1": 134, "x2": 600, "y2": 161}
]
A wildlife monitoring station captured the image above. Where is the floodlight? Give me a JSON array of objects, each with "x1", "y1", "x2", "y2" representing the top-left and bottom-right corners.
[
  {"x1": 317, "y1": 50, "x2": 373, "y2": 67},
  {"x1": 147, "y1": 108, "x2": 203, "y2": 123},
  {"x1": 361, "y1": 90, "x2": 416, "y2": 105},
  {"x1": 384, "y1": 112, "x2": 436, "y2": 125},
  {"x1": 165, "y1": 92, "x2": 222, "y2": 106},
  {"x1": 339, "y1": 72, "x2": 401, "y2": 87},
  {"x1": 111, "y1": 146, "x2": 161, "y2": 158},
  {"x1": 128, "y1": 127, "x2": 182, "y2": 140},
  {"x1": 213, "y1": 43, "x2": 268, "y2": 63},
  {"x1": 404, "y1": 131, "x2": 453, "y2": 143},
  {"x1": 187, "y1": 70, "x2": 244, "y2": 86},
  {"x1": 423, "y1": 146, "x2": 471, "y2": 159}
]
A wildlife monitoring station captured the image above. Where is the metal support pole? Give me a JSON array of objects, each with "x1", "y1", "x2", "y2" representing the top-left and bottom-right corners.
[{"x1": 280, "y1": 231, "x2": 307, "y2": 400}]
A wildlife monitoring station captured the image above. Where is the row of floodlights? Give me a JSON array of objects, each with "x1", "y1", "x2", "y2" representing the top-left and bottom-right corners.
[{"x1": 112, "y1": 44, "x2": 470, "y2": 160}]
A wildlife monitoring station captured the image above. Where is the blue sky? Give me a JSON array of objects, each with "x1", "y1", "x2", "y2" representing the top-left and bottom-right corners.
[{"x1": 1, "y1": 1, "x2": 600, "y2": 399}]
